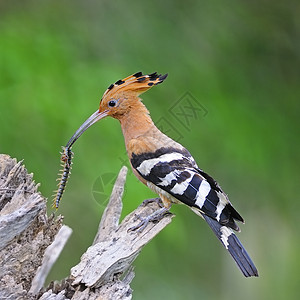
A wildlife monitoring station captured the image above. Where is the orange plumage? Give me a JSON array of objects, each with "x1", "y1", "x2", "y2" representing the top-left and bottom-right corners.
[{"x1": 54, "y1": 71, "x2": 258, "y2": 277}]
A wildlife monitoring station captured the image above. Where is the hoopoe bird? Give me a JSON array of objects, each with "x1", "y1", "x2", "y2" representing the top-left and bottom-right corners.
[{"x1": 58, "y1": 71, "x2": 258, "y2": 277}]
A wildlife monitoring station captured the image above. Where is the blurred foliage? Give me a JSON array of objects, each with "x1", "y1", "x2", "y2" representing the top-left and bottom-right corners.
[{"x1": 0, "y1": 0, "x2": 299, "y2": 299}]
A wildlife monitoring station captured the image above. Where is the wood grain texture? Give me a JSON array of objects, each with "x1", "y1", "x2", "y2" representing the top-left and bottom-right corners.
[
  {"x1": 0, "y1": 154, "x2": 64, "y2": 299},
  {"x1": 0, "y1": 155, "x2": 174, "y2": 299}
]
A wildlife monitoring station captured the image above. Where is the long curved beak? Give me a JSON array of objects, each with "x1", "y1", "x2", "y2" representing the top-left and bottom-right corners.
[{"x1": 66, "y1": 110, "x2": 109, "y2": 148}]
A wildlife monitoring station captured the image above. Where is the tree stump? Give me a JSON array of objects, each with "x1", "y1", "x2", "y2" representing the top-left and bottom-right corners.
[{"x1": 0, "y1": 154, "x2": 174, "y2": 299}]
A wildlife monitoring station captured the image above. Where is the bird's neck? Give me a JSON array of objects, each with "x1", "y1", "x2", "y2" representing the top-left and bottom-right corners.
[
  {"x1": 117, "y1": 99, "x2": 184, "y2": 158},
  {"x1": 118, "y1": 101, "x2": 156, "y2": 146}
]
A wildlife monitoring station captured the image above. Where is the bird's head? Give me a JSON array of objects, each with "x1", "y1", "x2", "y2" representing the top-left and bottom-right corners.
[{"x1": 65, "y1": 72, "x2": 168, "y2": 148}]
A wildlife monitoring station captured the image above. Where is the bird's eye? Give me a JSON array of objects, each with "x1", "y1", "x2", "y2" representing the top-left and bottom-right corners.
[{"x1": 108, "y1": 100, "x2": 117, "y2": 107}]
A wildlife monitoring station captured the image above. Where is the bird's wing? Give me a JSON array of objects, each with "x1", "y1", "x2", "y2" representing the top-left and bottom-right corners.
[
  {"x1": 131, "y1": 146, "x2": 258, "y2": 277},
  {"x1": 131, "y1": 146, "x2": 243, "y2": 231}
]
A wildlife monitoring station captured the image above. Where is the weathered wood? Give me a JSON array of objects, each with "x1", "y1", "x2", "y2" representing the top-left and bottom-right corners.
[
  {"x1": 92, "y1": 166, "x2": 127, "y2": 245},
  {"x1": 0, "y1": 155, "x2": 64, "y2": 299},
  {"x1": 0, "y1": 155, "x2": 174, "y2": 299},
  {"x1": 30, "y1": 225, "x2": 73, "y2": 296}
]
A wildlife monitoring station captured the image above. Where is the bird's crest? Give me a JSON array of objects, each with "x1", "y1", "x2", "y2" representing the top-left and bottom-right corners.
[{"x1": 102, "y1": 72, "x2": 168, "y2": 99}]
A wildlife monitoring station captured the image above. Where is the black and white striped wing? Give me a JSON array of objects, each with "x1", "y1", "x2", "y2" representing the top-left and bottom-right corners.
[
  {"x1": 131, "y1": 147, "x2": 243, "y2": 231},
  {"x1": 131, "y1": 146, "x2": 258, "y2": 277}
]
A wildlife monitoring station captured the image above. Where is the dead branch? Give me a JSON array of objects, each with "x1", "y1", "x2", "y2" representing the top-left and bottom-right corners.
[{"x1": 0, "y1": 155, "x2": 174, "y2": 300}]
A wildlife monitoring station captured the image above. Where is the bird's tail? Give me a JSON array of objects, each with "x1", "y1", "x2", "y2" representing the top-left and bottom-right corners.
[{"x1": 202, "y1": 213, "x2": 258, "y2": 277}]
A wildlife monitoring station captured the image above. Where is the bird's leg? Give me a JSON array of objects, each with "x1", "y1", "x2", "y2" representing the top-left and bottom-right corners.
[
  {"x1": 129, "y1": 195, "x2": 172, "y2": 233},
  {"x1": 138, "y1": 197, "x2": 164, "y2": 208},
  {"x1": 129, "y1": 206, "x2": 171, "y2": 232}
]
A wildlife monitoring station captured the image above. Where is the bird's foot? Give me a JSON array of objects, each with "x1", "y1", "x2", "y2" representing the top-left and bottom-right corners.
[
  {"x1": 129, "y1": 207, "x2": 170, "y2": 233},
  {"x1": 139, "y1": 197, "x2": 164, "y2": 208}
]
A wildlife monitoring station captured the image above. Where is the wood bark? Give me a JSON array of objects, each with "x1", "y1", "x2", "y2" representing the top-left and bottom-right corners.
[{"x1": 0, "y1": 154, "x2": 174, "y2": 299}]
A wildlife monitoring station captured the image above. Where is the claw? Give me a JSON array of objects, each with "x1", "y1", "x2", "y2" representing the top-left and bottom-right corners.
[
  {"x1": 139, "y1": 197, "x2": 164, "y2": 208},
  {"x1": 128, "y1": 207, "x2": 170, "y2": 233}
]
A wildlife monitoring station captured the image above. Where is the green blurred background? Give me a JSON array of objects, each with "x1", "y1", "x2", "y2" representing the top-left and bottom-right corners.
[{"x1": 0, "y1": 0, "x2": 299, "y2": 299}]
